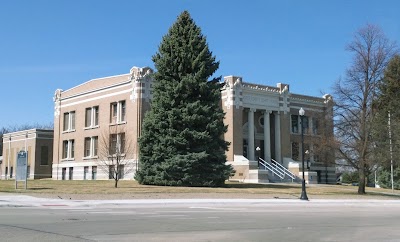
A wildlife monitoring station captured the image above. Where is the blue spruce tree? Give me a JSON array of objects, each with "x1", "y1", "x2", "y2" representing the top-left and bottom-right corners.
[{"x1": 135, "y1": 11, "x2": 234, "y2": 187}]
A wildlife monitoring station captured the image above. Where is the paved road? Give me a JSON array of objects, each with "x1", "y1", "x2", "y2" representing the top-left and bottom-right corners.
[{"x1": 1, "y1": 195, "x2": 400, "y2": 242}]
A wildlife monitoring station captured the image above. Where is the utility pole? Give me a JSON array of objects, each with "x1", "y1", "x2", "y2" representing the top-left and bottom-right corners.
[{"x1": 388, "y1": 111, "x2": 394, "y2": 193}]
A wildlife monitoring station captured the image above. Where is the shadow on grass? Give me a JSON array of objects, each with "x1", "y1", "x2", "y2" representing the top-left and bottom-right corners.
[
  {"x1": 225, "y1": 183, "x2": 297, "y2": 189},
  {"x1": 27, "y1": 187, "x2": 54, "y2": 191},
  {"x1": 366, "y1": 191, "x2": 400, "y2": 199},
  {"x1": 0, "y1": 187, "x2": 54, "y2": 192}
]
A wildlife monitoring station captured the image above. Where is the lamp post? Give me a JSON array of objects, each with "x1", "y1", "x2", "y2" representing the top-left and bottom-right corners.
[
  {"x1": 299, "y1": 108, "x2": 309, "y2": 200},
  {"x1": 256, "y1": 147, "x2": 261, "y2": 168}
]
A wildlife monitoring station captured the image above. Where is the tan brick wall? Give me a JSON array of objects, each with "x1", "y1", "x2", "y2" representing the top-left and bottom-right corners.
[{"x1": 223, "y1": 106, "x2": 244, "y2": 162}]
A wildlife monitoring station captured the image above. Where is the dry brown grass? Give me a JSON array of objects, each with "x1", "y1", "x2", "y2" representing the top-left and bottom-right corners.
[{"x1": 0, "y1": 180, "x2": 399, "y2": 200}]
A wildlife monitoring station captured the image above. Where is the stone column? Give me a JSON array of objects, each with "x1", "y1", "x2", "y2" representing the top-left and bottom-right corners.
[
  {"x1": 263, "y1": 111, "x2": 271, "y2": 162},
  {"x1": 274, "y1": 111, "x2": 281, "y2": 163},
  {"x1": 248, "y1": 108, "x2": 255, "y2": 161}
]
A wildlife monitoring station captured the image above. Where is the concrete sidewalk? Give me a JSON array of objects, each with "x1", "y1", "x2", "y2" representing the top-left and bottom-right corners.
[{"x1": 1, "y1": 194, "x2": 400, "y2": 209}]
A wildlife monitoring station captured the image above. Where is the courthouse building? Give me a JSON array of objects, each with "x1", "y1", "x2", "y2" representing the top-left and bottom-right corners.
[{"x1": 52, "y1": 66, "x2": 335, "y2": 183}]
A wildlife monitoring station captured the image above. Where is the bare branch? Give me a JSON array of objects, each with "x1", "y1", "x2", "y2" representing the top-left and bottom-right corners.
[
  {"x1": 334, "y1": 24, "x2": 398, "y2": 194},
  {"x1": 97, "y1": 125, "x2": 137, "y2": 188}
]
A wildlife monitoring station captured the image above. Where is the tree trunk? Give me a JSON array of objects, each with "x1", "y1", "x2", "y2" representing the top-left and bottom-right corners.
[
  {"x1": 114, "y1": 178, "x2": 118, "y2": 188},
  {"x1": 358, "y1": 163, "x2": 366, "y2": 194}
]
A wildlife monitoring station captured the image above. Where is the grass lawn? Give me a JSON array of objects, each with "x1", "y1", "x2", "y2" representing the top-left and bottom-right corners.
[{"x1": 0, "y1": 179, "x2": 399, "y2": 200}]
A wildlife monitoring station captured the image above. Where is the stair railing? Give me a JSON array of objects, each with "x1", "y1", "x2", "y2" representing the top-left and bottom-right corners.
[
  {"x1": 258, "y1": 158, "x2": 284, "y2": 179},
  {"x1": 259, "y1": 158, "x2": 297, "y2": 182},
  {"x1": 270, "y1": 158, "x2": 297, "y2": 181}
]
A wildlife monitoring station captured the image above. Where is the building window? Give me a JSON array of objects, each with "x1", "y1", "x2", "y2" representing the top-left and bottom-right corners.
[
  {"x1": 118, "y1": 165, "x2": 124, "y2": 179},
  {"x1": 291, "y1": 115, "x2": 299, "y2": 133},
  {"x1": 85, "y1": 106, "x2": 99, "y2": 128},
  {"x1": 109, "y1": 165, "x2": 115, "y2": 179},
  {"x1": 312, "y1": 118, "x2": 319, "y2": 135},
  {"x1": 63, "y1": 111, "x2": 75, "y2": 132},
  {"x1": 92, "y1": 166, "x2": 97, "y2": 180},
  {"x1": 291, "y1": 142, "x2": 299, "y2": 161},
  {"x1": 293, "y1": 115, "x2": 310, "y2": 134},
  {"x1": 62, "y1": 140, "x2": 75, "y2": 159},
  {"x1": 62, "y1": 168, "x2": 66, "y2": 180},
  {"x1": 40, "y1": 146, "x2": 49, "y2": 165},
  {"x1": 302, "y1": 116, "x2": 309, "y2": 134},
  {"x1": 84, "y1": 137, "x2": 91, "y2": 157},
  {"x1": 121, "y1": 101, "x2": 126, "y2": 122},
  {"x1": 109, "y1": 133, "x2": 125, "y2": 155},
  {"x1": 111, "y1": 103, "x2": 117, "y2": 123},
  {"x1": 84, "y1": 166, "x2": 89, "y2": 180},
  {"x1": 69, "y1": 167, "x2": 73, "y2": 180},
  {"x1": 110, "y1": 101, "x2": 126, "y2": 124},
  {"x1": 93, "y1": 136, "x2": 98, "y2": 156},
  {"x1": 84, "y1": 136, "x2": 99, "y2": 158}
]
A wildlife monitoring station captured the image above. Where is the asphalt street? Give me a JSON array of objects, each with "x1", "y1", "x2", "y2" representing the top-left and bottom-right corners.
[{"x1": 1, "y1": 195, "x2": 400, "y2": 242}]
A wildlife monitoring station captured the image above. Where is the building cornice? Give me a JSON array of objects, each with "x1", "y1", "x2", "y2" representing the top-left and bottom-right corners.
[
  {"x1": 62, "y1": 73, "x2": 130, "y2": 94},
  {"x1": 60, "y1": 80, "x2": 131, "y2": 101}
]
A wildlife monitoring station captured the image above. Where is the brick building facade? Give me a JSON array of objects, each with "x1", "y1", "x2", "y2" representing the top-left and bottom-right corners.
[{"x1": 52, "y1": 66, "x2": 335, "y2": 183}]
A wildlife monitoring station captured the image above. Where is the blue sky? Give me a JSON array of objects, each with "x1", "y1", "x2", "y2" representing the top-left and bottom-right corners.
[{"x1": 0, "y1": 0, "x2": 399, "y2": 128}]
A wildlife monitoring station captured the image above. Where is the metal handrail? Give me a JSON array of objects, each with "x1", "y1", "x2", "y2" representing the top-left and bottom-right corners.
[
  {"x1": 258, "y1": 158, "x2": 284, "y2": 179},
  {"x1": 257, "y1": 159, "x2": 275, "y2": 174},
  {"x1": 270, "y1": 158, "x2": 296, "y2": 181},
  {"x1": 259, "y1": 158, "x2": 297, "y2": 182},
  {"x1": 259, "y1": 158, "x2": 285, "y2": 178}
]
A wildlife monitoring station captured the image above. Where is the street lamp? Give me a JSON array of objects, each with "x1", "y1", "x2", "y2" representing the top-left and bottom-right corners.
[{"x1": 299, "y1": 107, "x2": 309, "y2": 201}]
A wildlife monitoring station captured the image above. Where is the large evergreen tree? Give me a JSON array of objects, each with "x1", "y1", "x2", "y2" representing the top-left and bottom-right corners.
[
  {"x1": 135, "y1": 11, "x2": 233, "y2": 187},
  {"x1": 373, "y1": 55, "x2": 400, "y2": 188}
]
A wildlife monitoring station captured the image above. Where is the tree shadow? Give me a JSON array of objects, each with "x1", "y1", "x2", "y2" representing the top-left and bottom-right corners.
[
  {"x1": 27, "y1": 187, "x2": 54, "y2": 190},
  {"x1": 366, "y1": 191, "x2": 400, "y2": 199},
  {"x1": 225, "y1": 183, "x2": 297, "y2": 189}
]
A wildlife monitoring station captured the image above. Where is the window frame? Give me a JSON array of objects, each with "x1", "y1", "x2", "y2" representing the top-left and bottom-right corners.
[
  {"x1": 110, "y1": 101, "x2": 126, "y2": 124},
  {"x1": 291, "y1": 115, "x2": 299, "y2": 134},
  {"x1": 63, "y1": 111, "x2": 76, "y2": 132},
  {"x1": 83, "y1": 136, "x2": 99, "y2": 158},
  {"x1": 62, "y1": 139, "x2": 75, "y2": 160},
  {"x1": 109, "y1": 133, "x2": 125, "y2": 155},
  {"x1": 85, "y1": 106, "x2": 100, "y2": 129}
]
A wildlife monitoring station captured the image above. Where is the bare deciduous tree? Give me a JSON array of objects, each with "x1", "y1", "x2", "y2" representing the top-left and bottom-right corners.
[
  {"x1": 97, "y1": 125, "x2": 136, "y2": 188},
  {"x1": 334, "y1": 24, "x2": 397, "y2": 194}
]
